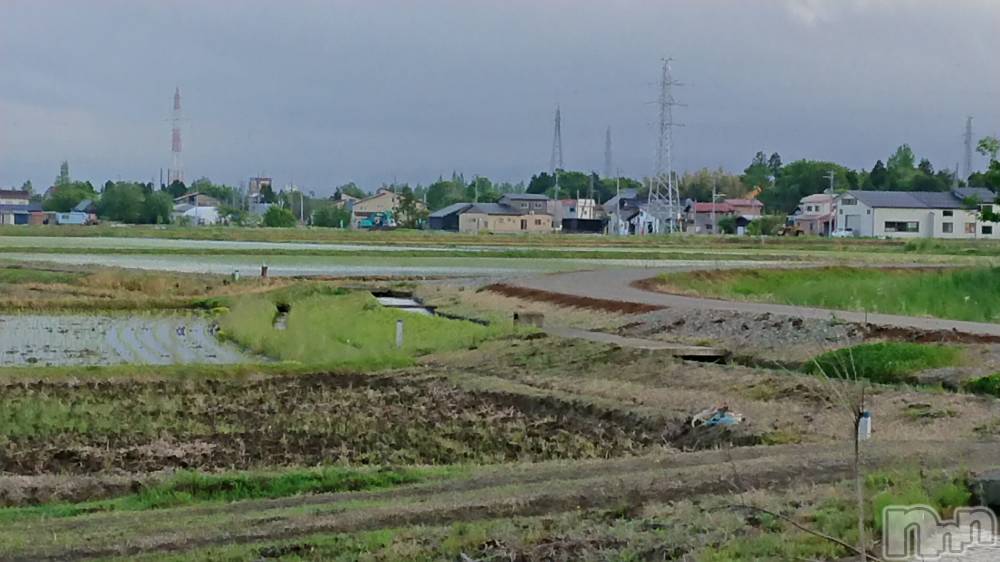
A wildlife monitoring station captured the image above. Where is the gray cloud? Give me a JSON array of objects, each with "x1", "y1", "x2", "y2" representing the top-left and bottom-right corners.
[{"x1": 2, "y1": 0, "x2": 998, "y2": 193}]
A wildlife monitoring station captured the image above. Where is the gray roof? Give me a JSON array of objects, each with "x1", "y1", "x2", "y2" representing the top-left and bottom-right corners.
[
  {"x1": 465, "y1": 203, "x2": 524, "y2": 215},
  {"x1": 501, "y1": 193, "x2": 549, "y2": 201},
  {"x1": 428, "y1": 202, "x2": 472, "y2": 218},
  {"x1": 844, "y1": 189, "x2": 996, "y2": 209},
  {"x1": 0, "y1": 203, "x2": 41, "y2": 214},
  {"x1": 954, "y1": 187, "x2": 996, "y2": 202},
  {"x1": 73, "y1": 199, "x2": 95, "y2": 212}
]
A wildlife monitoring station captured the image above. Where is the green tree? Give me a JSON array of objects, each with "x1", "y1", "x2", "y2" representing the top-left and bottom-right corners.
[
  {"x1": 165, "y1": 180, "x2": 187, "y2": 198},
  {"x1": 886, "y1": 144, "x2": 918, "y2": 189},
  {"x1": 19, "y1": 180, "x2": 32, "y2": 194},
  {"x1": 312, "y1": 205, "x2": 351, "y2": 228},
  {"x1": 717, "y1": 215, "x2": 737, "y2": 234},
  {"x1": 43, "y1": 181, "x2": 95, "y2": 212},
  {"x1": 396, "y1": 187, "x2": 428, "y2": 229},
  {"x1": 869, "y1": 160, "x2": 888, "y2": 189},
  {"x1": 768, "y1": 152, "x2": 783, "y2": 177},
  {"x1": 977, "y1": 136, "x2": 1000, "y2": 162},
  {"x1": 425, "y1": 179, "x2": 467, "y2": 210},
  {"x1": 98, "y1": 182, "x2": 147, "y2": 223},
  {"x1": 142, "y1": 191, "x2": 173, "y2": 224},
  {"x1": 747, "y1": 215, "x2": 786, "y2": 236},
  {"x1": 759, "y1": 160, "x2": 851, "y2": 214},
  {"x1": 337, "y1": 182, "x2": 367, "y2": 199},
  {"x1": 263, "y1": 205, "x2": 296, "y2": 227},
  {"x1": 741, "y1": 151, "x2": 772, "y2": 191}
]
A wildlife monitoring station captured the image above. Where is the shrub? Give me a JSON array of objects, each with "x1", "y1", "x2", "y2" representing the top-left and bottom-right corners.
[
  {"x1": 964, "y1": 373, "x2": 1000, "y2": 397},
  {"x1": 263, "y1": 206, "x2": 297, "y2": 227},
  {"x1": 805, "y1": 342, "x2": 961, "y2": 384}
]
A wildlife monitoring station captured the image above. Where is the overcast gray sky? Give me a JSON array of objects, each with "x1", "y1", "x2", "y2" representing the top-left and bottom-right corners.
[{"x1": 2, "y1": 0, "x2": 998, "y2": 194}]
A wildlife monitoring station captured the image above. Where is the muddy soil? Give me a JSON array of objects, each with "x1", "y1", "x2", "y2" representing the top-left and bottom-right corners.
[{"x1": 0, "y1": 374, "x2": 665, "y2": 477}]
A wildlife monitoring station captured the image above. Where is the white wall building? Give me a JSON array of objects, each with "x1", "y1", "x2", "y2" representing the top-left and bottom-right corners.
[{"x1": 835, "y1": 188, "x2": 999, "y2": 239}]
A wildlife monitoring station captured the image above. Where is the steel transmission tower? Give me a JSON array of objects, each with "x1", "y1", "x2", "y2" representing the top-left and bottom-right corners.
[
  {"x1": 963, "y1": 116, "x2": 974, "y2": 183},
  {"x1": 550, "y1": 106, "x2": 563, "y2": 173},
  {"x1": 647, "y1": 58, "x2": 683, "y2": 234},
  {"x1": 604, "y1": 126, "x2": 613, "y2": 179},
  {"x1": 168, "y1": 87, "x2": 184, "y2": 185}
]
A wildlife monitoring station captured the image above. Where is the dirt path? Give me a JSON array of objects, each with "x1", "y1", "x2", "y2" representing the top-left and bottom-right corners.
[
  {"x1": 8, "y1": 441, "x2": 1000, "y2": 561},
  {"x1": 544, "y1": 325, "x2": 726, "y2": 357},
  {"x1": 511, "y1": 267, "x2": 1000, "y2": 337}
]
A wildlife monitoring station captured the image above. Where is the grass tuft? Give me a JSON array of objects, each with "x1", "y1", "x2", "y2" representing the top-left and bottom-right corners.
[{"x1": 804, "y1": 342, "x2": 961, "y2": 384}]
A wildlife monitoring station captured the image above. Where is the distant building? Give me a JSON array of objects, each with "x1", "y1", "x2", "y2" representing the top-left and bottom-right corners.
[
  {"x1": 350, "y1": 188, "x2": 425, "y2": 228},
  {"x1": 835, "y1": 188, "x2": 999, "y2": 239},
  {"x1": 247, "y1": 177, "x2": 272, "y2": 202},
  {"x1": 0, "y1": 190, "x2": 30, "y2": 206},
  {"x1": 686, "y1": 202, "x2": 735, "y2": 234},
  {"x1": 457, "y1": 203, "x2": 554, "y2": 234},
  {"x1": 499, "y1": 193, "x2": 560, "y2": 219},
  {"x1": 428, "y1": 202, "x2": 472, "y2": 232},
  {"x1": 792, "y1": 193, "x2": 837, "y2": 235},
  {"x1": 174, "y1": 192, "x2": 222, "y2": 208},
  {"x1": 723, "y1": 198, "x2": 764, "y2": 217},
  {"x1": 560, "y1": 198, "x2": 597, "y2": 220},
  {"x1": 173, "y1": 204, "x2": 221, "y2": 225},
  {"x1": 0, "y1": 190, "x2": 43, "y2": 225}
]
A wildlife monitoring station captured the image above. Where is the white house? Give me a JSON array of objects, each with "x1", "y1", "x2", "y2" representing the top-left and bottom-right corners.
[
  {"x1": 173, "y1": 204, "x2": 221, "y2": 225},
  {"x1": 793, "y1": 193, "x2": 837, "y2": 235},
  {"x1": 835, "y1": 188, "x2": 999, "y2": 239}
]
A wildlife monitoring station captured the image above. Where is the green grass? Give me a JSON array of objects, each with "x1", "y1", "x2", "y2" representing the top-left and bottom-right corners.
[
  {"x1": 702, "y1": 468, "x2": 971, "y2": 561},
  {"x1": 805, "y1": 342, "x2": 962, "y2": 384},
  {"x1": 655, "y1": 266, "x2": 1000, "y2": 322},
  {"x1": 218, "y1": 286, "x2": 520, "y2": 369},
  {"x1": 0, "y1": 265, "x2": 80, "y2": 284},
  {"x1": 964, "y1": 373, "x2": 1000, "y2": 397},
  {"x1": 0, "y1": 465, "x2": 454, "y2": 523}
]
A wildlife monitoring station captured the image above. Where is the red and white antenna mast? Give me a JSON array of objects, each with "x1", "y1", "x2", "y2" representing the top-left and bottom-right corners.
[{"x1": 167, "y1": 87, "x2": 184, "y2": 185}]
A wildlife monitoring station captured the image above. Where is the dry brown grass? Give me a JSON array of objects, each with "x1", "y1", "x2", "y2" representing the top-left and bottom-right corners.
[{"x1": 415, "y1": 283, "x2": 627, "y2": 331}]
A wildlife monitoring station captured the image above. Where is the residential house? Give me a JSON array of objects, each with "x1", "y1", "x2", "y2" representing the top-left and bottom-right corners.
[
  {"x1": 428, "y1": 203, "x2": 472, "y2": 232},
  {"x1": 174, "y1": 192, "x2": 222, "y2": 208},
  {"x1": 499, "y1": 193, "x2": 559, "y2": 221},
  {"x1": 173, "y1": 204, "x2": 221, "y2": 225},
  {"x1": 835, "y1": 188, "x2": 999, "y2": 239},
  {"x1": 603, "y1": 189, "x2": 641, "y2": 235},
  {"x1": 686, "y1": 202, "x2": 734, "y2": 234},
  {"x1": 792, "y1": 193, "x2": 837, "y2": 235},
  {"x1": 0, "y1": 190, "x2": 45, "y2": 225},
  {"x1": 350, "y1": 188, "x2": 426, "y2": 228},
  {"x1": 329, "y1": 191, "x2": 360, "y2": 210},
  {"x1": 73, "y1": 199, "x2": 98, "y2": 224},
  {"x1": 725, "y1": 198, "x2": 764, "y2": 216},
  {"x1": 457, "y1": 203, "x2": 553, "y2": 234},
  {"x1": 559, "y1": 198, "x2": 605, "y2": 233}
]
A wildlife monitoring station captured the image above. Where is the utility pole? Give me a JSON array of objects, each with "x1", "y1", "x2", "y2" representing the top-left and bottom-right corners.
[
  {"x1": 964, "y1": 116, "x2": 974, "y2": 183},
  {"x1": 604, "y1": 126, "x2": 613, "y2": 179},
  {"x1": 711, "y1": 174, "x2": 717, "y2": 235},
  {"x1": 824, "y1": 171, "x2": 836, "y2": 192},
  {"x1": 474, "y1": 175, "x2": 480, "y2": 203}
]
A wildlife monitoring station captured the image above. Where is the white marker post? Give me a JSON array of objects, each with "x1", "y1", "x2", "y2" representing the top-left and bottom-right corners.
[{"x1": 395, "y1": 319, "x2": 404, "y2": 349}]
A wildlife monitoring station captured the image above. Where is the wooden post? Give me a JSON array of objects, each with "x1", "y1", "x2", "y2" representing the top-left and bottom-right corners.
[
  {"x1": 260, "y1": 264, "x2": 269, "y2": 279},
  {"x1": 395, "y1": 319, "x2": 404, "y2": 349}
]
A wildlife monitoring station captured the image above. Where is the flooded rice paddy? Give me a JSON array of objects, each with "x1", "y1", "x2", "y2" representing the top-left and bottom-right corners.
[{"x1": 0, "y1": 314, "x2": 249, "y2": 366}]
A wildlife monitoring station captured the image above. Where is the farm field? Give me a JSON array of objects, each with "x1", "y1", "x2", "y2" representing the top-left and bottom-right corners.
[
  {"x1": 0, "y1": 313, "x2": 247, "y2": 366},
  {"x1": 3, "y1": 256, "x2": 1000, "y2": 560},
  {"x1": 650, "y1": 266, "x2": 1000, "y2": 323}
]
